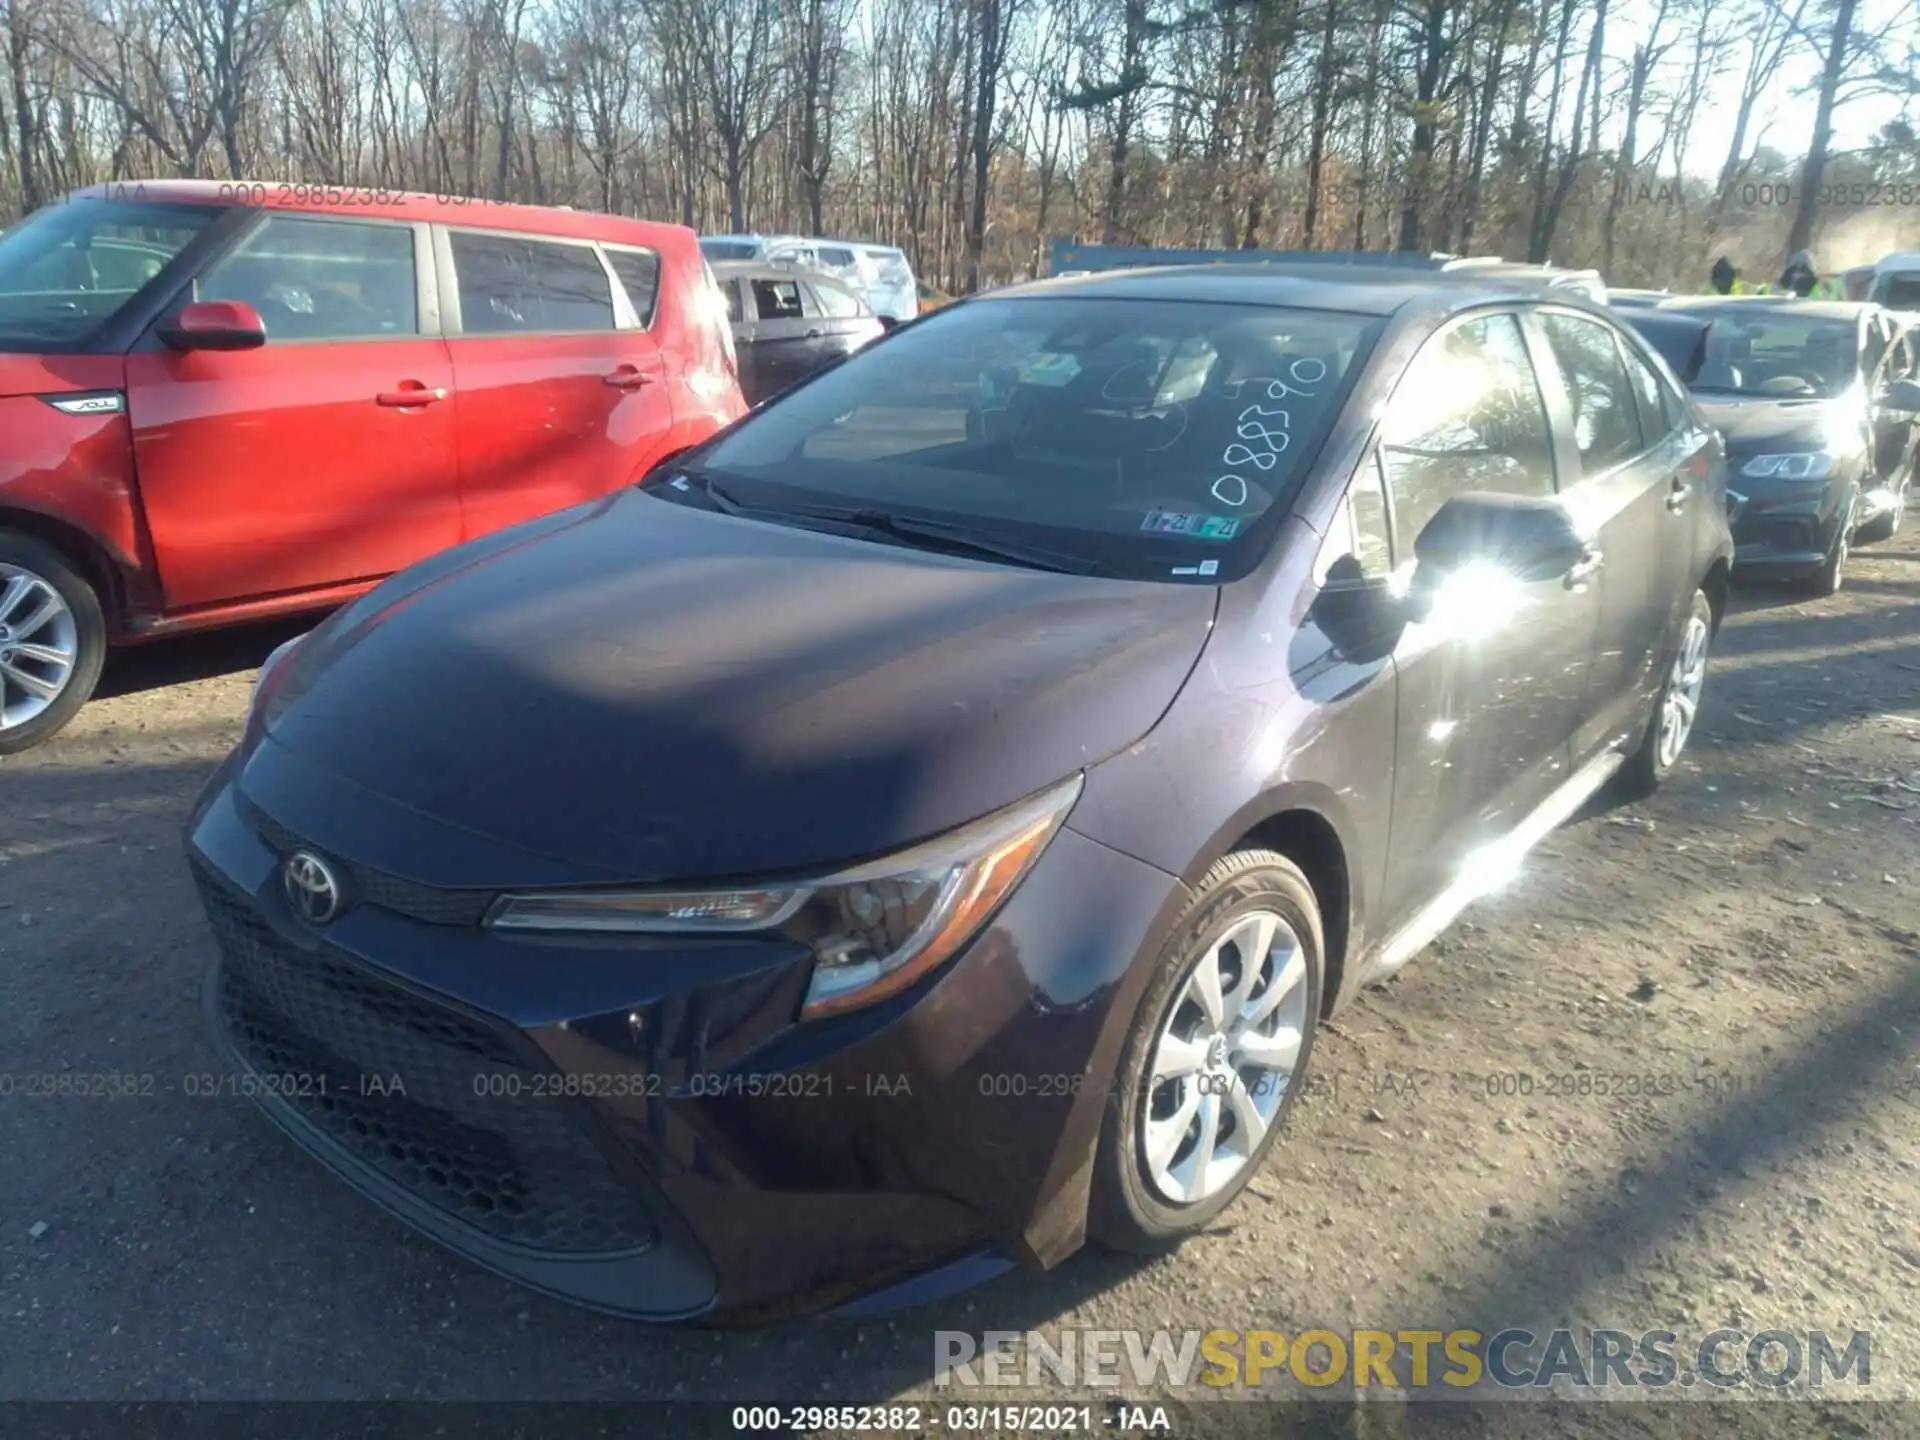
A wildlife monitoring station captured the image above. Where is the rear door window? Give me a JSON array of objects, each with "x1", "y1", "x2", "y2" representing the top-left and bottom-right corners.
[
  {"x1": 809, "y1": 281, "x2": 864, "y2": 318},
  {"x1": 199, "y1": 216, "x2": 418, "y2": 342},
  {"x1": 753, "y1": 278, "x2": 805, "y2": 321},
  {"x1": 1621, "y1": 343, "x2": 1681, "y2": 448},
  {"x1": 450, "y1": 231, "x2": 615, "y2": 334},
  {"x1": 1379, "y1": 311, "x2": 1557, "y2": 542},
  {"x1": 1536, "y1": 312, "x2": 1646, "y2": 475}
]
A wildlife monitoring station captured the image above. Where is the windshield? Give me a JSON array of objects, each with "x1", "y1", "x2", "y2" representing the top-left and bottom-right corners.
[
  {"x1": 0, "y1": 200, "x2": 218, "y2": 349},
  {"x1": 681, "y1": 296, "x2": 1381, "y2": 582},
  {"x1": 1686, "y1": 311, "x2": 1861, "y2": 399},
  {"x1": 700, "y1": 240, "x2": 759, "y2": 263},
  {"x1": 1875, "y1": 273, "x2": 1920, "y2": 310}
]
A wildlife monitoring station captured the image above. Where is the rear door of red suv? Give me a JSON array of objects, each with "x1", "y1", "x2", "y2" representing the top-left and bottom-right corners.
[
  {"x1": 434, "y1": 223, "x2": 676, "y2": 539},
  {"x1": 127, "y1": 209, "x2": 461, "y2": 610}
]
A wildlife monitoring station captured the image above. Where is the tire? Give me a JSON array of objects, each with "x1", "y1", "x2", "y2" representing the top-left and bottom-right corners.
[
  {"x1": 1805, "y1": 517, "x2": 1848, "y2": 597},
  {"x1": 1090, "y1": 849, "x2": 1324, "y2": 1253},
  {"x1": 1616, "y1": 589, "x2": 1712, "y2": 801},
  {"x1": 0, "y1": 531, "x2": 107, "y2": 755}
]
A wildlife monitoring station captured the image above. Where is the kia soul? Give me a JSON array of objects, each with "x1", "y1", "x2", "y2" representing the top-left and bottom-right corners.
[
  {"x1": 187, "y1": 264, "x2": 1733, "y2": 1324},
  {"x1": 0, "y1": 182, "x2": 745, "y2": 752}
]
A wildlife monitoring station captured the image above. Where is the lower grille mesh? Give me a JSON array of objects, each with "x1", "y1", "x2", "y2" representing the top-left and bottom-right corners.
[{"x1": 198, "y1": 871, "x2": 658, "y2": 1255}]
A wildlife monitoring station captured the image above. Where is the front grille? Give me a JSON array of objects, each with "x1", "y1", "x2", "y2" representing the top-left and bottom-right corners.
[
  {"x1": 198, "y1": 871, "x2": 659, "y2": 1255},
  {"x1": 244, "y1": 802, "x2": 494, "y2": 927}
]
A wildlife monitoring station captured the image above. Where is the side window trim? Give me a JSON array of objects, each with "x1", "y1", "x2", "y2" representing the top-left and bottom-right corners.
[
  {"x1": 187, "y1": 211, "x2": 435, "y2": 346},
  {"x1": 595, "y1": 244, "x2": 639, "y2": 330},
  {"x1": 600, "y1": 242, "x2": 661, "y2": 330},
  {"x1": 434, "y1": 223, "x2": 619, "y2": 338}
]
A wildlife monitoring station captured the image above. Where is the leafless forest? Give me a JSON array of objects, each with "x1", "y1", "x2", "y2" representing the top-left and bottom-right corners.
[{"x1": 2, "y1": 0, "x2": 1918, "y2": 292}]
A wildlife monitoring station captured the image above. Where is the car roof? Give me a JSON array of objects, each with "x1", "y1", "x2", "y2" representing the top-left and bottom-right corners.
[
  {"x1": 709, "y1": 259, "x2": 851, "y2": 289},
  {"x1": 1658, "y1": 295, "x2": 1869, "y2": 322},
  {"x1": 991, "y1": 262, "x2": 1615, "y2": 318},
  {"x1": 63, "y1": 180, "x2": 689, "y2": 247}
]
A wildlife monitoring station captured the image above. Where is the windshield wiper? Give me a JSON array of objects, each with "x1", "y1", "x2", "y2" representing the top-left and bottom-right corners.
[
  {"x1": 650, "y1": 461, "x2": 751, "y2": 516},
  {"x1": 769, "y1": 502, "x2": 1102, "y2": 576},
  {"x1": 654, "y1": 466, "x2": 1101, "y2": 575}
]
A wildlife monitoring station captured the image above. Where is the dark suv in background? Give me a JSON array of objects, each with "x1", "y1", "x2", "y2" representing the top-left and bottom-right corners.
[
  {"x1": 709, "y1": 259, "x2": 884, "y2": 405},
  {"x1": 188, "y1": 264, "x2": 1732, "y2": 1324}
]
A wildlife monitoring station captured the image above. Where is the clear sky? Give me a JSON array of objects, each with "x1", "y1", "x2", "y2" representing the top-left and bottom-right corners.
[{"x1": 1626, "y1": 0, "x2": 1915, "y2": 178}]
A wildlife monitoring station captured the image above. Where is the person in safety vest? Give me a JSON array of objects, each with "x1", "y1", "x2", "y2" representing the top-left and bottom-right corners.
[
  {"x1": 1710, "y1": 256, "x2": 1737, "y2": 294},
  {"x1": 1780, "y1": 250, "x2": 1818, "y2": 297}
]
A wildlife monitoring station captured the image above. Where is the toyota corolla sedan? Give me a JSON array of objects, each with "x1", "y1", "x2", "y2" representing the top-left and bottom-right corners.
[{"x1": 187, "y1": 265, "x2": 1733, "y2": 1324}]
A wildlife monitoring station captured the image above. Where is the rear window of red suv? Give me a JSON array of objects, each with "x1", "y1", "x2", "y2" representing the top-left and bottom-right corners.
[{"x1": 0, "y1": 200, "x2": 218, "y2": 349}]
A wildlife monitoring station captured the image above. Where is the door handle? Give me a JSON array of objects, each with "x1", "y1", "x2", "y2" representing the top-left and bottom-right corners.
[
  {"x1": 805, "y1": 328, "x2": 823, "y2": 338},
  {"x1": 1666, "y1": 475, "x2": 1691, "y2": 513},
  {"x1": 376, "y1": 384, "x2": 447, "y2": 408},
  {"x1": 604, "y1": 366, "x2": 655, "y2": 390},
  {"x1": 1563, "y1": 548, "x2": 1604, "y2": 589}
]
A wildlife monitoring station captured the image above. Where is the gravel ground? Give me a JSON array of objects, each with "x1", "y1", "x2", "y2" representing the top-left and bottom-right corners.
[{"x1": 2, "y1": 534, "x2": 1919, "y2": 1437}]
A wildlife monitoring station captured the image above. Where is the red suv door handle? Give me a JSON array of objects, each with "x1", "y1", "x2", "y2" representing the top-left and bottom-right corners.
[
  {"x1": 377, "y1": 383, "x2": 447, "y2": 408},
  {"x1": 604, "y1": 365, "x2": 656, "y2": 390}
]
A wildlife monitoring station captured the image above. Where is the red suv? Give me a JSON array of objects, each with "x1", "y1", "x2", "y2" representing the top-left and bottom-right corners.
[{"x1": 0, "y1": 182, "x2": 745, "y2": 752}]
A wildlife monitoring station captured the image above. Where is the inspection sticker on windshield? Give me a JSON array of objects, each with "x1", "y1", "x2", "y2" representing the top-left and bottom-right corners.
[
  {"x1": 1016, "y1": 352, "x2": 1082, "y2": 387},
  {"x1": 1142, "y1": 509, "x2": 1242, "y2": 540},
  {"x1": 1171, "y1": 559, "x2": 1221, "y2": 577}
]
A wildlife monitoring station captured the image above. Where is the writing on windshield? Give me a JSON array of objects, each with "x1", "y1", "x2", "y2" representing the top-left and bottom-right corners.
[{"x1": 696, "y1": 296, "x2": 1379, "y2": 582}]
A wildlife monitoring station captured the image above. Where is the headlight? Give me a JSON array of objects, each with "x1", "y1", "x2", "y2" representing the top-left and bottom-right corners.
[
  {"x1": 1741, "y1": 452, "x2": 1834, "y2": 480},
  {"x1": 245, "y1": 634, "x2": 307, "y2": 728},
  {"x1": 486, "y1": 775, "x2": 1085, "y2": 1019}
]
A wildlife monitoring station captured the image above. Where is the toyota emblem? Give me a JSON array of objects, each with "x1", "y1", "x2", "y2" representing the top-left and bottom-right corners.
[{"x1": 282, "y1": 850, "x2": 344, "y2": 926}]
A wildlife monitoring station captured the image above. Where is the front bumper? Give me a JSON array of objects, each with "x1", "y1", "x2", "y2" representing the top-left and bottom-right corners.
[
  {"x1": 1729, "y1": 492, "x2": 1846, "y2": 575},
  {"x1": 185, "y1": 743, "x2": 1181, "y2": 1322}
]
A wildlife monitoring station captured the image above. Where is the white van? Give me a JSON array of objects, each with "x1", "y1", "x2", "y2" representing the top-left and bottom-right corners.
[
  {"x1": 856, "y1": 245, "x2": 920, "y2": 326},
  {"x1": 698, "y1": 234, "x2": 806, "y2": 265}
]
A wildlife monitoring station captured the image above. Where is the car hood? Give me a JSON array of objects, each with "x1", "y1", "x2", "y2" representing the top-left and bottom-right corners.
[
  {"x1": 1695, "y1": 395, "x2": 1835, "y2": 452},
  {"x1": 255, "y1": 490, "x2": 1217, "y2": 883}
]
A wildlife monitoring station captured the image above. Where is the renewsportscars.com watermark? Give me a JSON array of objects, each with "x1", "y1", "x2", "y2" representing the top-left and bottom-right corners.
[{"x1": 934, "y1": 1327, "x2": 1874, "y2": 1395}]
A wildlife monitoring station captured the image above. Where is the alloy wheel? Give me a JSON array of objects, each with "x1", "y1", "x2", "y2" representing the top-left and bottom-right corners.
[
  {"x1": 1656, "y1": 611, "x2": 1709, "y2": 770},
  {"x1": 1140, "y1": 910, "x2": 1311, "y2": 1205},
  {"x1": 0, "y1": 563, "x2": 80, "y2": 732}
]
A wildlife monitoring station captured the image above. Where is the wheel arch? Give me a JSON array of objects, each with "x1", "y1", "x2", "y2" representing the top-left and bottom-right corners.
[
  {"x1": 0, "y1": 506, "x2": 130, "y2": 640},
  {"x1": 1184, "y1": 788, "x2": 1363, "y2": 1020}
]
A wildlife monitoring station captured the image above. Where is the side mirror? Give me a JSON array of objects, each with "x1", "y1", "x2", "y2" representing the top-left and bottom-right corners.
[
  {"x1": 1413, "y1": 491, "x2": 1590, "y2": 588},
  {"x1": 1880, "y1": 376, "x2": 1920, "y2": 412},
  {"x1": 158, "y1": 299, "x2": 267, "y2": 352}
]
